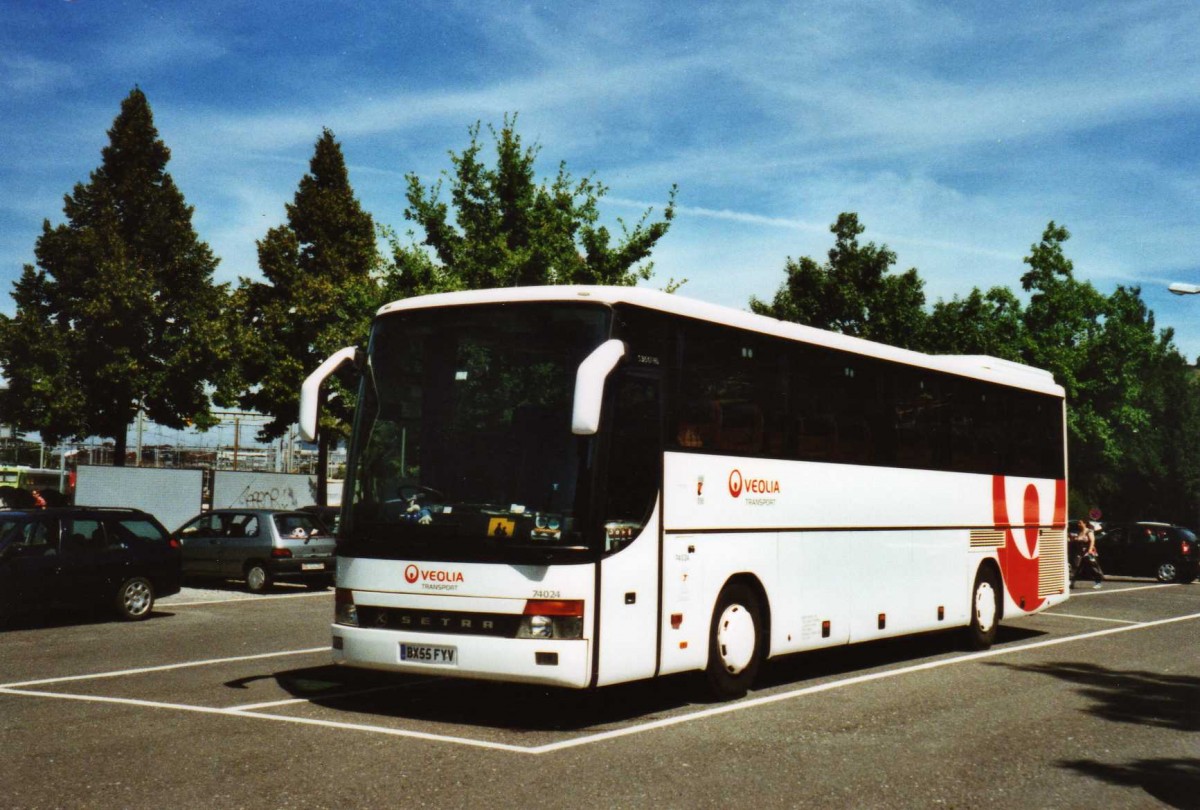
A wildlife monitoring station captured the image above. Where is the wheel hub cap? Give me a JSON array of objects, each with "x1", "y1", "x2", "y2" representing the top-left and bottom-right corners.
[
  {"x1": 975, "y1": 581, "x2": 997, "y2": 633},
  {"x1": 125, "y1": 583, "x2": 151, "y2": 615},
  {"x1": 716, "y1": 604, "x2": 756, "y2": 674}
]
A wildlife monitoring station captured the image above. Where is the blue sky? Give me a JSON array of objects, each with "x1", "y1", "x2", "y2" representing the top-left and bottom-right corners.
[{"x1": 3, "y1": 0, "x2": 1200, "y2": 379}]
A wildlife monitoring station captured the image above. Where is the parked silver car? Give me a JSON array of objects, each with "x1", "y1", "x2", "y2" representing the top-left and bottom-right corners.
[{"x1": 175, "y1": 509, "x2": 336, "y2": 592}]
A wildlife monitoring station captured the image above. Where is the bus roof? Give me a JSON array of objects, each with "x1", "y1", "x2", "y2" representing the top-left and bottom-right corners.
[{"x1": 377, "y1": 285, "x2": 1065, "y2": 398}]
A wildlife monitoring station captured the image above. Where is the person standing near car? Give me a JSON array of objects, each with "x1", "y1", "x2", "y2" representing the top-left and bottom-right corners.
[{"x1": 1075, "y1": 519, "x2": 1104, "y2": 589}]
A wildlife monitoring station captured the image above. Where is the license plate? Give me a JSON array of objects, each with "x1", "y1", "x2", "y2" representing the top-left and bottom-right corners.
[
  {"x1": 399, "y1": 643, "x2": 457, "y2": 665},
  {"x1": 301, "y1": 562, "x2": 325, "y2": 571}
]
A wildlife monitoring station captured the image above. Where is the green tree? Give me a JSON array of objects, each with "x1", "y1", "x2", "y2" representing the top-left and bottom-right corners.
[
  {"x1": 1018, "y1": 222, "x2": 1191, "y2": 513},
  {"x1": 1121, "y1": 351, "x2": 1200, "y2": 523},
  {"x1": 232, "y1": 129, "x2": 380, "y2": 499},
  {"x1": 925, "y1": 286, "x2": 1026, "y2": 360},
  {"x1": 389, "y1": 115, "x2": 676, "y2": 294},
  {"x1": 1082, "y1": 285, "x2": 1199, "y2": 519},
  {"x1": 0, "y1": 88, "x2": 230, "y2": 464},
  {"x1": 750, "y1": 213, "x2": 927, "y2": 349}
]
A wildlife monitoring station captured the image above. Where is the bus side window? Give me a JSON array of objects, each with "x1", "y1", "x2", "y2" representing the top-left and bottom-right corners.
[
  {"x1": 716, "y1": 400, "x2": 764, "y2": 454},
  {"x1": 676, "y1": 400, "x2": 719, "y2": 448},
  {"x1": 795, "y1": 413, "x2": 836, "y2": 460}
]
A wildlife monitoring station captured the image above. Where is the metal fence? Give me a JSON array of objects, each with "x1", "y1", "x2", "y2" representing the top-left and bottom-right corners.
[{"x1": 0, "y1": 439, "x2": 345, "y2": 477}]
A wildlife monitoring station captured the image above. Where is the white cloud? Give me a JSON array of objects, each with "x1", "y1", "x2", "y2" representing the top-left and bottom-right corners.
[
  {"x1": 97, "y1": 15, "x2": 228, "y2": 73},
  {"x1": 0, "y1": 53, "x2": 78, "y2": 95}
]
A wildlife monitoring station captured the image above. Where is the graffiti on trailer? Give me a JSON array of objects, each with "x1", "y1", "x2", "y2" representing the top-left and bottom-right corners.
[{"x1": 236, "y1": 483, "x2": 301, "y2": 510}]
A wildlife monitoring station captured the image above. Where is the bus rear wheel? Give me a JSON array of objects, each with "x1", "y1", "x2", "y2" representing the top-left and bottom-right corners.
[
  {"x1": 705, "y1": 582, "x2": 763, "y2": 700},
  {"x1": 965, "y1": 567, "x2": 1001, "y2": 650}
]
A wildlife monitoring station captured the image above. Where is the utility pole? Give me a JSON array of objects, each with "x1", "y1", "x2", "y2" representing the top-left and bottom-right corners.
[
  {"x1": 232, "y1": 415, "x2": 241, "y2": 471},
  {"x1": 135, "y1": 408, "x2": 144, "y2": 467}
]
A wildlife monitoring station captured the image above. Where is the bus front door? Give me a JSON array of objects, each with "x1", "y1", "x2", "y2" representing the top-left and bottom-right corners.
[{"x1": 594, "y1": 371, "x2": 662, "y2": 687}]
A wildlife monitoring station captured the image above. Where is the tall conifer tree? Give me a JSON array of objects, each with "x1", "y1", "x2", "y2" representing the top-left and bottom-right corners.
[
  {"x1": 0, "y1": 88, "x2": 230, "y2": 464},
  {"x1": 232, "y1": 129, "x2": 379, "y2": 500}
]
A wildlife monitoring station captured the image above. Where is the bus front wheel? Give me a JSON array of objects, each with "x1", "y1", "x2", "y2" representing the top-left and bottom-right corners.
[
  {"x1": 705, "y1": 582, "x2": 763, "y2": 700},
  {"x1": 965, "y1": 567, "x2": 1001, "y2": 650}
]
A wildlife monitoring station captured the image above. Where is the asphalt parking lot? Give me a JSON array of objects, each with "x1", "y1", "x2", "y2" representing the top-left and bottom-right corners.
[{"x1": 2, "y1": 579, "x2": 1198, "y2": 809}]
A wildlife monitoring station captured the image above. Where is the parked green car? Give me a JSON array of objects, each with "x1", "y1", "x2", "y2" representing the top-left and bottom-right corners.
[{"x1": 175, "y1": 509, "x2": 336, "y2": 593}]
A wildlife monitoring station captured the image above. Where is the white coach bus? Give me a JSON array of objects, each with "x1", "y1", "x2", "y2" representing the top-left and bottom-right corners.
[{"x1": 301, "y1": 286, "x2": 1068, "y2": 699}]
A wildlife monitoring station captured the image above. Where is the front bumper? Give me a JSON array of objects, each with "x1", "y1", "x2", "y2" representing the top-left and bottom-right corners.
[
  {"x1": 268, "y1": 557, "x2": 336, "y2": 580},
  {"x1": 331, "y1": 624, "x2": 591, "y2": 688}
]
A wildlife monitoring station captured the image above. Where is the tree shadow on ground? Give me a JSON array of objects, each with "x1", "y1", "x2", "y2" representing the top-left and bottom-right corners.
[
  {"x1": 994, "y1": 660, "x2": 1200, "y2": 809},
  {"x1": 992, "y1": 660, "x2": 1200, "y2": 733},
  {"x1": 1063, "y1": 759, "x2": 1200, "y2": 810}
]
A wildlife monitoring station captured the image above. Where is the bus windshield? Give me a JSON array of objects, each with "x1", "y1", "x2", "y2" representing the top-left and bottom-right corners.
[{"x1": 344, "y1": 302, "x2": 611, "y2": 561}]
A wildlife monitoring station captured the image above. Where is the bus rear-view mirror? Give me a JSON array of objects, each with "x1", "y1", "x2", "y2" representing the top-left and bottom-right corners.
[
  {"x1": 300, "y1": 346, "x2": 362, "y2": 443},
  {"x1": 571, "y1": 339, "x2": 626, "y2": 435}
]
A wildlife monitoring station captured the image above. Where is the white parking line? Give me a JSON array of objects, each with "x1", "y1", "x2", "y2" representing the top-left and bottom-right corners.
[
  {"x1": 1068, "y1": 583, "x2": 1177, "y2": 597},
  {"x1": 3, "y1": 610, "x2": 1198, "y2": 755},
  {"x1": 524, "y1": 610, "x2": 1200, "y2": 754},
  {"x1": 0, "y1": 647, "x2": 328, "y2": 690},
  {"x1": 163, "y1": 591, "x2": 333, "y2": 608},
  {"x1": 0, "y1": 686, "x2": 531, "y2": 753},
  {"x1": 1039, "y1": 612, "x2": 1140, "y2": 625}
]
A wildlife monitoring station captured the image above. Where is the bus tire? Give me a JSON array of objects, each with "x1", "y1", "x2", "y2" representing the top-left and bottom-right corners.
[
  {"x1": 705, "y1": 582, "x2": 764, "y2": 700},
  {"x1": 965, "y1": 567, "x2": 1001, "y2": 650}
]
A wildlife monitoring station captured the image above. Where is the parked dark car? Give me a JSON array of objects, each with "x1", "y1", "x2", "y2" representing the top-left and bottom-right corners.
[
  {"x1": 0, "y1": 507, "x2": 181, "y2": 623},
  {"x1": 175, "y1": 509, "x2": 336, "y2": 593},
  {"x1": 1094, "y1": 522, "x2": 1198, "y2": 583},
  {"x1": 298, "y1": 504, "x2": 341, "y2": 535}
]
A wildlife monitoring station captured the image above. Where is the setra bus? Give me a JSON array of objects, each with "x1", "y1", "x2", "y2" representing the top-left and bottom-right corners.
[{"x1": 301, "y1": 286, "x2": 1068, "y2": 698}]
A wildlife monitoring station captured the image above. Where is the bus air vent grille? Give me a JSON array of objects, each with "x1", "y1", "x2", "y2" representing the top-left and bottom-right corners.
[
  {"x1": 355, "y1": 606, "x2": 521, "y2": 638},
  {"x1": 1038, "y1": 528, "x2": 1067, "y2": 596},
  {"x1": 969, "y1": 529, "x2": 1005, "y2": 549}
]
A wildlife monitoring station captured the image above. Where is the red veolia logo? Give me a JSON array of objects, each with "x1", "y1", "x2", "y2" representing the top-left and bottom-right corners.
[
  {"x1": 728, "y1": 469, "x2": 743, "y2": 498},
  {"x1": 727, "y1": 468, "x2": 781, "y2": 499},
  {"x1": 403, "y1": 564, "x2": 465, "y2": 585},
  {"x1": 993, "y1": 475, "x2": 1066, "y2": 612}
]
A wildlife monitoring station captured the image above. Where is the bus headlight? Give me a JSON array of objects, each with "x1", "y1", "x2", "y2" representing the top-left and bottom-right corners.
[
  {"x1": 516, "y1": 599, "x2": 584, "y2": 639},
  {"x1": 335, "y1": 588, "x2": 359, "y2": 627}
]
